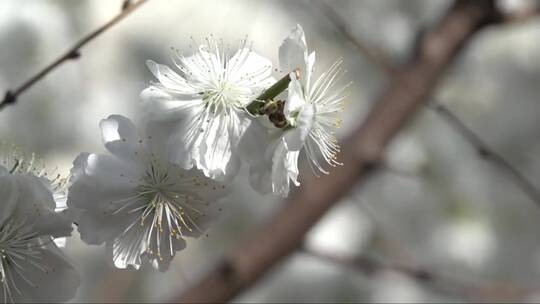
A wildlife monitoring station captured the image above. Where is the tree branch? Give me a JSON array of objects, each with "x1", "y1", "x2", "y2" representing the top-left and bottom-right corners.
[
  {"x1": 0, "y1": 0, "x2": 149, "y2": 111},
  {"x1": 314, "y1": 1, "x2": 399, "y2": 76},
  {"x1": 175, "y1": 1, "x2": 501, "y2": 302},
  {"x1": 501, "y1": 6, "x2": 540, "y2": 23},
  {"x1": 301, "y1": 246, "x2": 464, "y2": 295},
  {"x1": 318, "y1": 1, "x2": 540, "y2": 208},
  {"x1": 430, "y1": 104, "x2": 540, "y2": 206},
  {"x1": 302, "y1": 246, "x2": 539, "y2": 301}
]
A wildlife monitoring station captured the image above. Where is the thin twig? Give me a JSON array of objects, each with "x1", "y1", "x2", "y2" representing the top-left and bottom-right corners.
[
  {"x1": 380, "y1": 162, "x2": 421, "y2": 179},
  {"x1": 315, "y1": 1, "x2": 398, "y2": 76},
  {"x1": 176, "y1": 1, "x2": 502, "y2": 302},
  {"x1": 329, "y1": 197, "x2": 539, "y2": 301},
  {"x1": 301, "y1": 246, "x2": 471, "y2": 298},
  {"x1": 0, "y1": 0, "x2": 149, "y2": 111},
  {"x1": 502, "y1": 7, "x2": 540, "y2": 23},
  {"x1": 302, "y1": 247, "x2": 539, "y2": 301},
  {"x1": 318, "y1": 1, "x2": 540, "y2": 207},
  {"x1": 430, "y1": 104, "x2": 540, "y2": 206},
  {"x1": 302, "y1": 246, "x2": 457, "y2": 287}
]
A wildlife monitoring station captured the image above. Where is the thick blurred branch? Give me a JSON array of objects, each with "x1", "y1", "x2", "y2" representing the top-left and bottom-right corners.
[
  {"x1": 319, "y1": 1, "x2": 540, "y2": 207},
  {"x1": 176, "y1": 1, "x2": 501, "y2": 302},
  {"x1": 0, "y1": 0, "x2": 148, "y2": 111}
]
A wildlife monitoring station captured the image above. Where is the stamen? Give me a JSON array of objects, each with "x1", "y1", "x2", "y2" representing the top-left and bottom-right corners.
[
  {"x1": 0, "y1": 217, "x2": 52, "y2": 303},
  {"x1": 110, "y1": 158, "x2": 215, "y2": 268},
  {"x1": 297, "y1": 59, "x2": 347, "y2": 176}
]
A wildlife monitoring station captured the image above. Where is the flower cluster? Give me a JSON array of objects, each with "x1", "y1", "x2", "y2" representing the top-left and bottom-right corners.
[
  {"x1": 141, "y1": 24, "x2": 348, "y2": 197},
  {"x1": 0, "y1": 24, "x2": 347, "y2": 302},
  {"x1": 0, "y1": 144, "x2": 79, "y2": 303}
]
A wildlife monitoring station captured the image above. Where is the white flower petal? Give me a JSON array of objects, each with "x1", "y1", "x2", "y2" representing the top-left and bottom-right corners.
[
  {"x1": 284, "y1": 76, "x2": 308, "y2": 120},
  {"x1": 77, "y1": 211, "x2": 128, "y2": 245},
  {"x1": 7, "y1": 173, "x2": 72, "y2": 238},
  {"x1": 11, "y1": 174, "x2": 55, "y2": 213},
  {"x1": 146, "y1": 232, "x2": 187, "y2": 272},
  {"x1": 145, "y1": 119, "x2": 181, "y2": 162},
  {"x1": 100, "y1": 115, "x2": 142, "y2": 160},
  {"x1": 279, "y1": 24, "x2": 307, "y2": 72},
  {"x1": 306, "y1": 51, "x2": 316, "y2": 89},
  {"x1": 198, "y1": 114, "x2": 233, "y2": 177},
  {"x1": 108, "y1": 240, "x2": 140, "y2": 270},
  {"x1": 237, "y1": 119, "x2": 276, "y2": 195},
  {"x1": 283, "y1": 103, "x2": 315, "y2": 152},
  {"x1": 271, "y1": 140, "x2": 300, "y2": 197},
  {"x1": 53, "y1": 237, "x2": 67, "y2": 248},
  {"x1": 249, "y1": 162, "x2": 273, "y2": 195},
  {"x1": 2, "y1": 244, "x2": 79, "y2": 303},
  {"x1": 146, "y1": 60, "x2": 196, "y2": 94},
  {"x1": 0, "y1": 172, "x2": 18, "y2": 226},
  {"x1": 194, "y1": 110, "x2": 248, "y2": 180},
  {"x1": 140, "y1": 86, "x2": 202, "y2": 121},
  {"x1": 0, "y1": 172, "x2": 79, "y2": 303},
  {"x1": 167, "y1": 122, "x2": 198, "y2": 171},
  {"x1": 238, "y1": 118, "x2": 273, "y2": 166},
  {"x1": 228, "y1": 49, "x2": 274, "y2": 94},
  {"x1": 67, "y1": 153, "x2": 140, "y2": 212},
  {"x1": 179, "y1": 49, "x2": 220, "y2": 83}
]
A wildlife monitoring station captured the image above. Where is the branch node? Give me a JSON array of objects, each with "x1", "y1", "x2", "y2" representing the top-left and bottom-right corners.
[
  {"x1": 362, "y1": 159, "x2": 380, "y2": 174},
  {"x1": 477, "y1": 146, "x2": 491, "y2": 158},
  {"x1": 411, "y1": 269, "x2": 434, "y2": 282},
  {"x1": 67, "y1": 50, "x2": 81, "y2": 60},
  {"x1": 357, "y1": 257, "x2": 379, "y2": 275},
  {"x1": 3, "y1": 0, "x2": 147, "y2": 109},
  {"x1": 217, "y1": 258, "x2": 236, "y2": 279},
  {"x1": 122, "y1": 0, "x2": 133, "y2": 11},
  {"x1": 357, "y1": 142, "x2": 383, "y2": 174},
  {"x1": 1, "y1": 91, "x2": 16, "y2": 108}
]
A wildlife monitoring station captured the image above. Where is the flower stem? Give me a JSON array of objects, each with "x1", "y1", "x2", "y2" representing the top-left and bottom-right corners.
[{"x1": 246, "y1": 69, "x2": 300, "y2": 115}]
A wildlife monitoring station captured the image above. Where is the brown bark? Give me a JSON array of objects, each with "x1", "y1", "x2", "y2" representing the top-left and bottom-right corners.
[{"x1": 176, "y1": 1, "x2": 500, "y2": 302}]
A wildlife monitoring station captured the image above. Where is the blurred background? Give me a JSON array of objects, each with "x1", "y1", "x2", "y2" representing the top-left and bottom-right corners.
[{"x1": 1, "y1": 0, "x2": 540, "y2": 302}]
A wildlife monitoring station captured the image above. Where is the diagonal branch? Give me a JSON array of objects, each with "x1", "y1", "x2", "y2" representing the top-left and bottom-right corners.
[
  {"x1": 314, "y1": 1, "x2": 398, "y2": 76},
  {"x1": 318, "y1": 1, "x2": 540, "y2": 207},
  {"x1": 0, "y1": 0, "x2": 149, "y2": 111},
  {"x1": 502, "y1": 6, "x2": 540, "y2": 23},
  {"x1": 301, "y1": 246, "x2": 471, "y2": 297},
  {"x1": 430, "y1": 104, "x2": 540, "y2": 205},
  {"x1": 302, "y1": 246, "x2": 540, "y2": 301},
  {"x1": 176, "y1": 1, "x2": 502, "y2": 302}
]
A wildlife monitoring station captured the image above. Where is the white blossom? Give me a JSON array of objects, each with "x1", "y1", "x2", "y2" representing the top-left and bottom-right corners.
[
  {"x1": 0, "y1": 143, "x2": 69, "y2": 212},
  {"x1": 243, "y1": 25, "x2": 348, "y2": 197},
  {"x1": 141, "y1": 37, "x2": 275, "y2": 181},
  {"x1": 0, "y1": 143, "x2": 71, "y2": 248},
  {"x1": 0, "y1": 165, "x2": 78, "y2": 303},
  {"x1": 67, "y1": 115, "x2": 227, "y2": 272}
]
